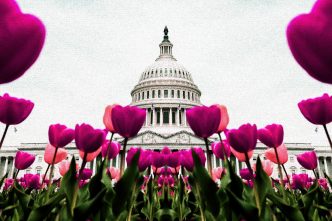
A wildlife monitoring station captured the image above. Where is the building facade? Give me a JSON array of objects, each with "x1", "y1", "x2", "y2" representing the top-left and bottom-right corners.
[{"x1": 0, "y1": 27, "x2": 332, "y2": 179}]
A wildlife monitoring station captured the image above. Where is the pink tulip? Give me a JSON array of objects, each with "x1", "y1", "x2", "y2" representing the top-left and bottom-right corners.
[
  {"x1": 0, "y1": 93, "x2": 34, "y2": 125},
  {"x1": 23, "y1": 174, "x2": 40, "y2": 189},
  {"x1": 287, "y1": 0, "x2": 332, "y2": 84},
  {"x1": 240, "y1": 168, "x2": 253, "y2": 180},
  {"x1": 230, "y1": 147, "x2": 253, "y2": 162},
  {"x1": 167, "y1": 151, "x2": 180, "y2": 168},
  {"x1": 111, "y1": 105, "x2": 146, "y2": 138},
  {"x1": 297, "y1": 151, "x2": 318, "y2": 170},
  {"x1": 58, "y1": 160, "x2": 78, "y2": 176},
  {"x1": 212, "y1": 167, "x2": 225, "y2": 182},
  {"x1": 103, "y1": 104, "x2": 117, "y2": 133},
  {"x1": 126, "y1": 147, "x2": 152, "y2": 172},
  {"x1": 152, "y1": 151, "x2": 166, "y2": 168},
  {"x1": 292, "y1": 173, "x2": 309, "y2": 189},
  {"x1": 211, "y1": 140, "x2": 231, "y2": 160},
  {"x1": 186, "y1": 105, "x2": 221, "y2": 138},
  {"x1": 298, "y1": 94, "x2": 332, "y2": 125},
  {"x1": 180, "y1": 148, "x2": 206, "y2": 172},
  {"x1": 101, "y1": 141, "x2": 120, "y2": 159},
  {"x1": 0, "y1": 0, "x2": 46, "y2": 84},
  {"x1": 15, "y1": 151, "x2": 35, "y2": 170},
  {"x1": 215, "y1": 104, "x2": 229, "y2": 133},
  {"x1": 258, "y1": 124, "x2": 284, "y2": 148},
  {"x1": 226, "y1": 123, "x2": 257, "y2": 153},
  {"x1": 48, "y1": 124, "x2": 74, "y2": 148},
  {"x1": 264, "y1": 144, "x2": 288, "y2": 164},
  {"x1": 4, "y1": 178, "x2": 14, "y2": 190},
  {"x1": 253, "y1": 160, "x2": 274, "y2": 176},
  {"x1": 318, "y1": 178, "x2": 328, "y2": 190},
  {"x1": 79, "y1": 147, "x2": 101, "y2": 162},
  {"x1": 80, "y1": 168, "x2": 92, "y2": 180},
  {"x1": 75, "y1": 123, "x2": 106, "y2": 153},
  {"x1": 107, "y1": 167, "x2": 120, "y2": 181},
  {"x1": 44, "y1": 144, "x2": 68, "y2": 164}
]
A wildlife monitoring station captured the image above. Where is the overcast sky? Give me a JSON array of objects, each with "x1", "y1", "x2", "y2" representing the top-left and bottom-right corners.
[{"x1": 2, "y1": 0, "x2": 331, "y2": 147}]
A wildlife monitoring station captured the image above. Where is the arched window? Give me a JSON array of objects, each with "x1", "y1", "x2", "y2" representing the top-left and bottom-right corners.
[
  {"x1": 183, "y1": 91, "x2": 185, "y2": 99},
  {"x1": 171, "y1": 90, "x2": 174, "y2": 98},
  {"x1": 188, "y1": 92, "x2": 190, "y2": 100},
  {"x1": 177, "y1": 90, "x2": 180, "y2": 98},
  {"x1": 138, "y1": 93, "x2": 140, "y2": 100},
  {"x1": 152, "y1": 90, "x2": 155, "y2": 98},
  {"x1": 147, "y1": 91, "x2": 150, "y2": 99},
  {"x1": 142, "y1": 91, "x2": 145, "y2": 100}
]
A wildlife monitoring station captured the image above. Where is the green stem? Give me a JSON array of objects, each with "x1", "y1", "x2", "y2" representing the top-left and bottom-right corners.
[
  {"x1": 323, "y1": 124, "x2": 332, "y2": 151},
  {"x1": 194, "y1": 181, "x2": 205, "y2": 221},
  {"x1": 273, "y1": 147, "x2": 284, "y2": 187},
  {"x1": 127, "y1": 182, "x2": 137, "y2": 221},
  {"x1": 0, "y1": 124, "x2": 9, "y2": 150},
  {"x1": 45, "y1": 147, "x2": 59, "y2": 202},
  {"x1": 13, "y1": 169, "x2": 20, "y2": 179},
  {"x1": 71, "y1": 152, "x2": 88, "y2": 215},
  {"x1": 204, "y1": 138, "x2": 212, "y2": 176},
  {"x1": 104, "y1": 132, "x2": 114, "y2": 168},
  {"x1": 41, "y1": 164, "x2": 51, "y2": 187},
  {"x1": 120, "y1": 138, "x2": 128, "y2": 176},
  {"x1": 281, "y1": 164, "x2": 290, "y2": 186},
  {"x1": 245, "y1": 153, "x2": 261, "y2": 214},
  {"x1": 313, "y1": 169, "x2": 319, "y2": 180}
]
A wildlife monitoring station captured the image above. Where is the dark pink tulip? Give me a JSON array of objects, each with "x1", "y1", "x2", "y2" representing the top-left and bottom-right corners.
[
  {"x1": 287, "y1": 0, "x2": 332, "y2": 84},
  {"x1": 81, "y1": 168, "x2": 92, "y2": 180},
  {"x1": 101, "y1": 141, "x2": 121, "y2": 159},
  {"x1": 15, "y1": 151, "x2": 35, "y2": 170},
  {"x1": 0, "y1": 93, "x2": 34, "y2": 125},
  {"x1": 75, "y1": 123, "x2": 106, "y2": 153},
  {"x1": 4, "y1": 178, "x2": 14, "y2": 190},
  {"x1": 48, "y1": 124, "x2": 74, "y2": 148},
  {"x1": 126, "y1": 147, "x2": 152, "y2": 171},
  {"x1": 161, "y1": 146, "x2": 172, "y2": 155},
  {"x1": 296, "y1": 151, "x2": 318, "y2": 170},
  {"x1": 258, "y1": 124, "x2": 284, "y2": 148},
  {"x1": 298, "y1": 94, "x2": 332, "y2": 125},
  {"x1": 186, "y1": 105, "x2": 221, "y2": 138},
  {"x1": 126, "y1": 147, "x2": 140, "y2": 166},
  {"x1": 211, "y1": 140, "x2": 231, "y2": 160},
  {"x1": 318, "y1": 178, "x2": 328, "y2": 190},
  {"x1": 180, "y1": 148, "x2": 206, "y2": 172},
  {"x1": 292, "y1": 173, "x2": 309, "y2": 189},
  {"x1": 0, "y1": 0, "x2": 46, "y2": 84},
  {"x1": 240, "y1": 168, "x2": 253, "y2": 180},
  {"x1": 111, "y1": 105, "x2": 146, "y2": 138},
  {"x1": 226, "y1": 123, "x2": 257, "y2": 153},
  {"x1": 23, "y1": 174, "x2": 40, "y2": 189},
  {"x1": 167, "y1": 151, "x2": 180, "y2": 168},
  {"x1": 152, "y1": 151, "x2": 165, "y2": 168}
]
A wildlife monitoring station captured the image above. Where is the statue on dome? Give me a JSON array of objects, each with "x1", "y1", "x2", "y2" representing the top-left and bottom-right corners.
[{"x1": 164, "y1": 26, "x2": 168, "y2": 36}]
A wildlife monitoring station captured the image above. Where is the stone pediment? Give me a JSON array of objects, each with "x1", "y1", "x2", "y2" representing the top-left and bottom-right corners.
[{"x1": 126, "y1": 130, "x2": 206, "y2": 149}]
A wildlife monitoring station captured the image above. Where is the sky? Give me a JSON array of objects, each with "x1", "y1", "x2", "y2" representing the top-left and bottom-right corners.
[{"x1": 2, "y1": 0, "x2": 331, "y2": 147}]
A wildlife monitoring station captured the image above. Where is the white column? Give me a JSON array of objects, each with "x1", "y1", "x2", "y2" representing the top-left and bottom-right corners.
[
  {"x1": 160, "y1": 108, "x2": 163, "y2": 126},
  {"x1": 3, "y1": 157, "x2": 8, "y2": 176},
  {"x1": 183, "y1": 109, "x2": 187, "y2": 126},
  {"x1": 10, "y1": 157, "x2": 15, "y2": 178},
  {"x1": 145, "y1": 109, "x2": 148, "y2": 126},
  {"x1": 169, "y1": 108, "x2": 173, "y2": 126},
  {"x1": 324, "y1": 157, "x2": 329, "y2": 176},
  {"x1": 317, "y1": 157, "x2": 322, "y2": 177},
  {"x1": 177, "y1": 108, "x2": 180, "y2": 126},
  {"x1": 153, "y1": 108, "x2": 156, "y2": 125}
]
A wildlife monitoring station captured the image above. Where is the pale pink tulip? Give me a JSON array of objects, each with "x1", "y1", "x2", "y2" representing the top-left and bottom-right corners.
[
  {"x1": 265, "y1": 143, "x2": 288, "y2": 164},
  {"x1": 253, "y1": 160, "x2": 274, "y2": 176},
  {"x1": 79, "y1": 147, "x2": 101, "y2": 162},
  {"x1": 230, "y1": 147, "x2": 254, "y2": 162},
  {"x1": 44, "y1": 144, "x2": 68, "y2": 164}
]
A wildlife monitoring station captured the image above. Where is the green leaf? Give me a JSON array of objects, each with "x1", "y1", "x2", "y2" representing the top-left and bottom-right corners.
[
  {"x1": 74, "y1": 187, "x2": 106, "y2": 220},
  {"x1": 112, "y1": 150, "x2": 140, "y2": 216},
  {"x1": 226, "y1": 189, "x2": 258, "y2": 220},
  {"x1": 27, "y1": 192, "x2": 66, "y2": 221},
  {"x1": 191, "y1": 150, "x2": 220, "y2": 217},
  {"x1": 61, "y1": 157, "x2": 78, "y2": 212},
  {"x1": 0, "y1": 173, "x2": 8, "y2": 189},
  {"x1": 154, "y1": 208, "x2": 177, "y2": 221},
  {"x1": 254, "y1": 157, "x2": 272, "y2": 215},
  {"x1": 89, "y1": 159, "x2": 106, "y2": 198}
]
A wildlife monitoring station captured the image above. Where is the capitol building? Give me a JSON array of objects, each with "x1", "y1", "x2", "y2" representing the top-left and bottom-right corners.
[{"x1": 0, "y1": 27, "x2": 332, "y2": 179}]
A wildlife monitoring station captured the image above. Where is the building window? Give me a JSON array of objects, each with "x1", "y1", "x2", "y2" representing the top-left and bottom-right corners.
[
  {"x1": 179, "y1": 109, "x2": 182, "y2": 125},
  {"x1": 183, "y1": 91, "x2": 185, "y2": 99},
  {"x1": 147, "y1": 91, "x2": 150, "y2": 99},
  {"x1": 163, "y1": 109, "x2": 169, "y2": 124},
  {"x1": 138, "y1": 93, "x2": 140, "y2": 100},
  {"x1": 36, "y1": 166, "x2": 42, "y2": 174},
  {"x1": 170, "y1": 69, "x2": 172, "y2": 73},
  {"x1": 192, "y1": 93, "x2": 194, "y2": 100},
  {"x1": 152, "y1": 90, "x2": 155, "y2": 98},
  {"x1": 26, "y1": 169, "x2": 31, "y2": 174},
  {"x1": 290, "y1": 156, "x2": 294, "y2": 162},
  {"x1": 188, "y1": 92, "x2": 190, "y2": 100},
  {"x1": 142, "y1": 92, "x2": 144, "y2": 100},
  {"x1": 158, "y1": 90, "x2": 161, "y2": 98},
  {"x1": 150, "y1": 110, "x2": 153, "y2": 125},
  {"x1": 177, "y1": 90, "x2": 180, "y2": 98},
  {"x1": 36, "y1": 169, "x2": 41, "y2": 174},
  {"x1": 164, "y1": 90, "x2": 168, "y2": 98},
  {"x1": 38, "y1": 156, "x2": 42, "y2": 162},
  {"x1": 171, "y1": 90, "x2": 174, "y2": 98},
  {"x1": 156, "y1": 109, "x2": 161, "y2": 124}
]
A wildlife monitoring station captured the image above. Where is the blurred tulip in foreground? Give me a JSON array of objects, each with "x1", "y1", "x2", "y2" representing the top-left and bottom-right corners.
[{"x1": 211, "y1": 140, "x2": 231, "y2": 160}]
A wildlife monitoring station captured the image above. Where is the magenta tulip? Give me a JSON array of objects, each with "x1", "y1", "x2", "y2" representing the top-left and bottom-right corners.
[
  {"x1": 258, "y1": 124, "x2": 284, "y2": 148},
  {"x1": 287, "y1": 0, "x2": 332, "y2": 84},
  {"x1": 186, "y1": 105, "x2": 221, "y2": 138},
  {"x1": 75, "y1": 123, "x2": 106, "y2": 153},
  {"x1": 4, "y1": 178, "x2": 14, "y2": 190},
  {"x1": 81, "y1": 168, "x2": 93, "y2": 180},
  {"x1": 0, "y1": 93, "x2": 34, "y2": 125},
  {"x1": 23, "y1": 174, "x2": 40, "y2": 189},
  {"x1": 167, "y1": 151, "x2": 180, "y2": 168},
  {"x1": 101, "y1": 141, "x2": 121, "y2": 159},
  {"x1": 180, "y1": 148, "x2": 206, "y2": 172},
  {"x1": 111, "y1": 105, "x2": 146, "y2": 138},
  {"x1": 297, "y1": 151, "x2": 318, "y2": 170},
  {"x1": 298, "y1": 94, "x2": 332, "y2": 125},
  {"x1": 126, "y1": 147, "x2": 152, "y2": 171},
  {"x1": 211, "y1": 140, "x2": 231, "y2": 160},
  {"x1": 152, "y1": 151, "x2": 166, "y2": 168},
  {"x1": 48, "y1": 124, "x2": 74, "y2": 148},
  {"x1": 226, "y1": 123, "x2": 257, "y2": 153},
  {"x1": 0, "y1": 0, "x2": 46, "y2": 84},
  {"x1": 240, "y1": 168, "x2": 253, "y2": 180},
  {"x1": 292, "y1": 173, "x2": 309, "y2": 189},
  {"x1": 15, "y1": 151, "x2": 35, "y2": 170}
]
